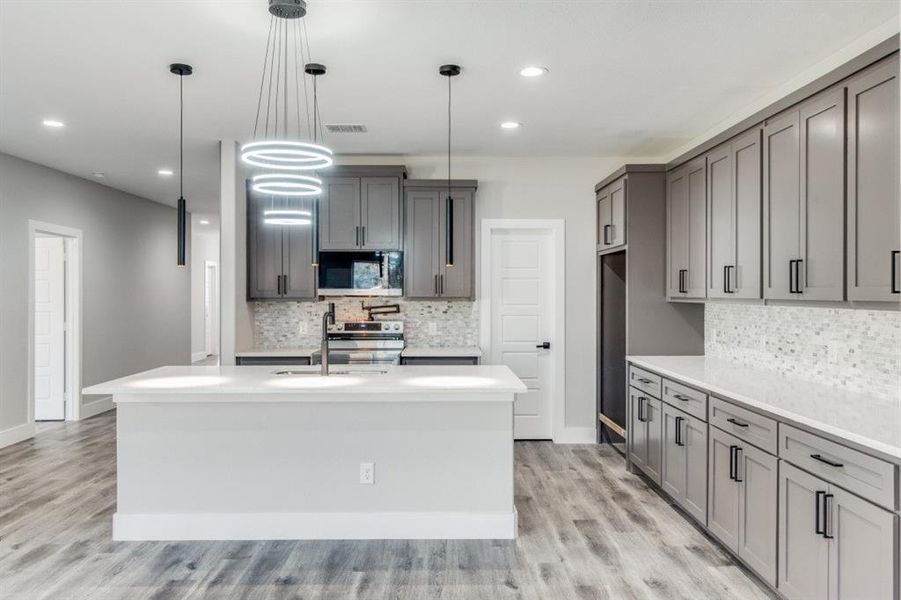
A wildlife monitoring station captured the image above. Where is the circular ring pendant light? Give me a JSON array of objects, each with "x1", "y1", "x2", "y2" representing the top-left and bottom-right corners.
[{"x1": 241, "y1": 0, "x2": 332, "y2": 194}]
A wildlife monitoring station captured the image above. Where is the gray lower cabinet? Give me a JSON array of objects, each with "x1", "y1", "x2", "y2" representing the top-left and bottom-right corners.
[
  {"x1": 707, "y1": 426, "x2": 778, "y2": 586},
  {"x1": 706, "y1": 129, "x2": 761, "y2": 299},
  {"x1": 319, "y1": 173, "x2": 402, "y2": 251},
  {"x1": 764, "y1": 87, "x2": 845, "y2": 301},
  {"x1": 596, "y1": 176, "x2": 626, "y2": 250},
  {"x1": 403, "y1": 182, "x2": 475, "y2": 299},
  {"x1": 779, "y1": 461, "x2": 896, "y2": 600},
  {"x1": 847, "y1": 54, "x2": 900, "y2": 302},
  {"x1": 628, "y1": 387, "x2": 662, "y2": 485},
  {"x1": 661, "y1": 403, "x2": 707, "y2": 523},
  {"x1": 247, "y1": 193, "x2": 316, "y2": 300},
  {"x1": 667, "y1": 157, "x2": 706, "y2": 299}
]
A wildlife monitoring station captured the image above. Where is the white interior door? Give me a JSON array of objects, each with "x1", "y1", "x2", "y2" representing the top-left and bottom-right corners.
[
  {"x1": 34, "y1": 236, "x2": 66, "y2": 421},
  {"x1": 489, "y1": 229, "x2": 554, "y2": 439}
]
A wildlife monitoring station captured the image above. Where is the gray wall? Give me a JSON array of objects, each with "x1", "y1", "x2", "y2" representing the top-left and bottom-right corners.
[{"x1": 0, "y1": 152, "x2": 190, "y2": 434}]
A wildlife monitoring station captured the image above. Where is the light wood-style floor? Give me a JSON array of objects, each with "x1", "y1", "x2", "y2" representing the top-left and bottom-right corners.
[{"x1": 0, "y1": 411, "x2": 773, "y2": 600}]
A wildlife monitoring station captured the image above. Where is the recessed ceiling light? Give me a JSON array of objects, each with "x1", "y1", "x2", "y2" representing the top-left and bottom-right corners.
[
  {"x1": 199, "y1": 219, "x2": 210, "y2": 225},
  {"x1": 158, "y1": 168, "x2": 174, "y2": 176},
  {"x1": 500, "y1": 121, "x2": 522, "y2": 129},
  {"x1": 92, "y1": 171, "x2": 105, "y2": 178},
  {"x1": 42, "y1": 119, "x2": 65, "y2": 128},
  {"x1": 519, "y1": 66, "x2": 548, "y2": 78}
]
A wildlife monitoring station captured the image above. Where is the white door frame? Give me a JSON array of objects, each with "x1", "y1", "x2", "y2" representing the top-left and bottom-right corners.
[
  {"x1": 479, "y1": 219, "x2": 566, "y2": 442},
  {"x1": 204, "y1": 260, "x2": 219, "y2": 357},
  {"x1": 28, "y1": 220, "x2": 83, "y2": 422}
]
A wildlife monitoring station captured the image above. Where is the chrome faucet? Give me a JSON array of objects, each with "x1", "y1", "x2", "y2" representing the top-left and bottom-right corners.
[{"x1": 320, "y1": 302, "x2": 335, "y2": 375}]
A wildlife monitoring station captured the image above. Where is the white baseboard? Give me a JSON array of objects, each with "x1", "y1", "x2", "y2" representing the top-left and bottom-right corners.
[
  {"x1": 114, "y1": 509, "x2": 518, "y2": 541},
  {"x1": 191, "y1": 351, "x2": 208, "y2": 362},
  {"x1": 554, "y1": 426, "x2": 597, "y2": 444},
  {"x1": 80, "y1": 396, "x2": 114, "y2": 420},
  {"x1": 0, "y1": 422, "x2": 35, "y2": 449}
]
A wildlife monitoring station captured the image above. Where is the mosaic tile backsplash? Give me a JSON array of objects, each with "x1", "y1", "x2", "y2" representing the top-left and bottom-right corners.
[
  {"x1": 705, "y1": 303, "x2": 901, "y2": 399},
  {"x1": 254, "y1": 298, "x2": 480, "y2": 349}
]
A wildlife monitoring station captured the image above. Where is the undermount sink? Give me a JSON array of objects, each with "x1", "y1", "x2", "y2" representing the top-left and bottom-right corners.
[{"x1": 271, "y1": 368, "x2": 389, "y2": 376}]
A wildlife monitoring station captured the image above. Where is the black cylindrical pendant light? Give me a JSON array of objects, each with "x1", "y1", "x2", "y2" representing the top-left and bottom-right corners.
[
  {"x1": 170, "y1": 62, "x2": 193, "y2": 266},
  {"x1": 439, "y1": 64, "x2": 460, "y2": 267}
]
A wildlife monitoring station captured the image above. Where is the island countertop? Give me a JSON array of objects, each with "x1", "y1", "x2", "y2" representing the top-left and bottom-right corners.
[
  {"x1": 83, "y1": 364, "x2": 526, "y2": 400},
  {"x1": 627, "y1": 355, "x2": 901, "y2": 462}
]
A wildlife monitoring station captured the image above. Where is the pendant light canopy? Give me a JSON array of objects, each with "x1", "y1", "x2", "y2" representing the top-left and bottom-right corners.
[
  {"x1": 170, "y1": 62, "x2": 193, "y2": 267},
  {"x1": 241, "y1": 0, "x2": 332, "y2": 196},
  {"x1": 439, "y1": 64, "x2": 460, "y2": 267}
]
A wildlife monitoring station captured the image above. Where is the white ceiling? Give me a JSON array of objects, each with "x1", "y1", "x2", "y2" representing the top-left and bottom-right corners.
[{"x1": 0, "y1": 1, "x2": 897, "y2": 212}]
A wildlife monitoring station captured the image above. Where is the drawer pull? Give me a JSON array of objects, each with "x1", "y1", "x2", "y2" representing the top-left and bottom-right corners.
[
  {"x1": 673, "y1": 393, "x2": 690, "y2": 402},
  {"x1": 810, "y1": 453, "x2": 844, "y2": 468},
  {"x1": 726, "y1": 418, "x2": 749, "y2": 428},
  {"x1": 636, "y1": 377, "x2": 652, "y2": 384}
]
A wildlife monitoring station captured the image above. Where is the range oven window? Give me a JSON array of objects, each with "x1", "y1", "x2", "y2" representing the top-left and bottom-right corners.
[{"x1": 318, "y1": 251, "x2": 403, "y2": 295}]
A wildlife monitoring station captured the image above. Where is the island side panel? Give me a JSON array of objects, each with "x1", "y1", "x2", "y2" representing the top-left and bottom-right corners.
[{"x1": 114, "y1": 398, "x2": 515, "y2": 540}]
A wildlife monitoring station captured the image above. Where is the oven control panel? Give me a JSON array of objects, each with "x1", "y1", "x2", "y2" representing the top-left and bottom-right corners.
[{"x1": 328, "y1": 321, "x2": 404, "y2": 333}]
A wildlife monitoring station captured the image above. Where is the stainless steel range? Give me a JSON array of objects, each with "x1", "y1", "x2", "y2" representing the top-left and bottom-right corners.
[{"x1": 311, "y1": 320, "x2": 405, "y2": 366}]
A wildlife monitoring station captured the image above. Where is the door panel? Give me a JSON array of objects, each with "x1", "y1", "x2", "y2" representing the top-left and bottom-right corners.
[
  {"x1": 707, "y1": 145, "x2": 733, "y2": 298},
  {"x1": 828, "y1": 486, "x2": 895, "y2": 600},
  {"x1": 737, "y1": 443, "x2": 778, "y2": 586},
  {"x1": 682, "y1": 414, "x2": 707, "y2": 524},
  {"x1": 34, "y1": 236, "x2": 66, "y2": 421},
  {"x1": 629, "y1": 388, "x2": 648, "y2": 470},
  {"x1": 609, "y1": 178, "x2": 626, "y2": 247},
  {"x1": 282, "y1": 197, "x2": 317, "y2": 299},
  {"x1": 708, "y1": 427, "x2": 740, "y2": 552},
  {"x1": 779, "y1": 462, "x2": 829, "y2": 600},
  {"x1": 439, "y1": 191, "x2": 474, "y2": 298},
  {"x1": 666, "y1": 168, "x2": 689, "y2": 297},
  {"x1": 686, "y1": 158, "x2": 707, "y2": 297},
  {"x1": 360, "y1": 177, "x2": 400, "y2": 250},
  {"x1": 489, "y1": 229, "x2": 553, "y2": 439},
  {"x1": 799, "y1": 89, "x2": 845, "y2": 300},
  {"x1": 319, "y1": 177, "x2": 361, "y2": 250},
  {"x1": 763, "y1": 110, "x2": 801, "y2": 300},
  {"x1": 661, "y1": 404, "x2": 686, "y2": 502},
  {"x1": 644, "y1": 397, "x2": 663, "y2": 484},
  {"x1": 403, "y1": 191, "x2": 440, "y2": 298},
  {"x1": 596, "y1": 187, "x2": 611, "y2": 250},
  {"x1": 848, "y1": 55, "x2": 900, "y2": 301},
  {"x1": 732, "y1": 129, "x2": 762, "y2": 299},
  {"x1": 247, "y1": 195, "x2": 284, "y2": 299}
]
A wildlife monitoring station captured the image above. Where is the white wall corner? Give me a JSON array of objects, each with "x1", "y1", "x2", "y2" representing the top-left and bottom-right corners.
[
  {"x1": 0, "y1": 422, "x2": 35, "y2": 449},
  {"x1": 80, "y1": 396, "x2": 114, "y2": 420}
]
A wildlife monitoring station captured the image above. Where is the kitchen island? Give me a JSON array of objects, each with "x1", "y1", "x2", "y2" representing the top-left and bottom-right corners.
[{"x1": 83, "y1": 364, "x2": 526, "y2": 541}]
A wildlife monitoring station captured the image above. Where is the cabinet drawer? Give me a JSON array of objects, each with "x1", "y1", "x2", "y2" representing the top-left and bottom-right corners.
[
  {"x1": 779, "y1": 424, "x2": 896, "y2": 511},
  {"x1": 662, "y1": 378, "x2": 708, "y2": 421},
  {"x1": 710, "y1": 397, "x2": 778, "y2": 454},
  {"x1": 629, "y1": 365, "x2": 661, "y2": 399}
]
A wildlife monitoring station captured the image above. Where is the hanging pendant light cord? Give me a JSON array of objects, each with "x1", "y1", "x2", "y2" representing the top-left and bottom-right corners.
[
  {"x1": 447, "y1": 73, "x2": 451, "y2": 199},
  {"x1": 179, "y1": 72, "x2": 184, "y2": 199}
]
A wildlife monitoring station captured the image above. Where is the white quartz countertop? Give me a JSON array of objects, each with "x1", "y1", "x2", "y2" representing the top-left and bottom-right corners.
[
  {"x1": 235, "y1": 348, "x2": 318, "y2": 357},
  {"x1": 82, "y1": 364, "x2": 525, "y2": 401},
  {"x1": 628, "y1": 355, "x2": 901, "y2": 462},
  {"x1": 402, "y1": 347, "x2": 482, "y2": 358}
]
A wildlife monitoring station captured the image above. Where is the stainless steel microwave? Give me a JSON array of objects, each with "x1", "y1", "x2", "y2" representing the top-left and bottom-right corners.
[{"x1": 317, "y1": 251, "x2": 403, "y2": 296}]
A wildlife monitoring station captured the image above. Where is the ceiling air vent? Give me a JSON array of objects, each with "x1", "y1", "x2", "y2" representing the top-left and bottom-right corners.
[{"x1": 325, "y1": 124, "x2": 367, "y2": 133}]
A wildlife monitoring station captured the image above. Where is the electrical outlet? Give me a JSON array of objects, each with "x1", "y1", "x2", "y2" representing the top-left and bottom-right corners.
[
  {"x1": 298, "y1": 322, "x2": 308, "y2": 335},
  {"x1": 428, "y1": 322, "x2": 438, "y2": 336},
  {"x1": 359, "y1": 462, "x2": 374, "y2": 485}
]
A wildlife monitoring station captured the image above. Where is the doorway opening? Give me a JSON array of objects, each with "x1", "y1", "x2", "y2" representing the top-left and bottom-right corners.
[
  {"x1": 29, "y1": 221, "x2": 82, "y2": 422},
  {"x1": 204, "y1": 260, "x2": 220, "y2": 361}
]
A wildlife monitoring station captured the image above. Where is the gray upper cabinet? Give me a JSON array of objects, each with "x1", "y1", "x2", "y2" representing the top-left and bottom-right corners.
[
  {"x1": 597, "y1": 177, "x2": 626, "y2": 250},
  {"x1": 403, "y1": 181, "x2": 476, "y2": 299},
  {"x1": 319, "y1": 168, "x2": 404, "y2": 251},
  {"x1": 707, "y1": 130, "x2": 761, "y2": 299},
  {"x1": 667, "y1": 157, "x2": 706, "y2": 299},
  {"x1": 247, "y1": 193, "x2": 317, "y2": 300},
  {"x1": 847, "y1": 54, "x2": 900, "y2": 302},
  {"x1": 764, "y1": 88, "x2": 846, "y2": 301}
]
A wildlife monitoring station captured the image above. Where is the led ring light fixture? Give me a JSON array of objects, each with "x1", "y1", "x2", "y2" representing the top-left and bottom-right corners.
[
  {"x1": 252, "y1": 174, "x2": 323, "y2": 197},
  {"x1": 240, "y1": 141, "x2": 333, "y2": 171}
]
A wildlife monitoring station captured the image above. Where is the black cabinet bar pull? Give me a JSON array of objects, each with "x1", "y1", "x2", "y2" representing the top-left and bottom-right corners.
[
  {"x1": 434, "y1": 274, "x2": 439, "y2": 295},
  {"x1": 723, "y1": 265, "x2": 729, "y2": 294},
  {"x1": 361, "y1": 226, "x2": 366, "y2": 247},
  {"x1": 810, "y1": 454, "x2": 844, "y2": 468},
  {"x1": 892, "y1": 250, "x2": 900, "y2": 294},
  {"x1": 726, "y1": 418, "x2": 749, "y2": 428},
  {"x1": 726, "y1": 265, "x2": 735, "y2": 293},
  {"x1": 823, "y1": 494, "x2": 834, "y2": 539},
  {"x1": 675, "y1": 416, "x2": 684, "y2": 446},
  {"x1": 789, "y1": 260, "x2": 796, "y2": 293},
  {"x1": 637, "y1": 397, "x2": 646, "y2": 422},
  {"x1": 815, "y1": 490, "x2": 826, "y2": 535},
  {"x1": 282, "y1": 274, "x2": 288, "y2": 294},
  {"x1": 729, "y1": 445, "x2": 737, "y2": 480},
  {"x1": 637, "y1": 377, "x2": 652, "y2": 384},
  {"x1": 795, "y1": 259, "x2": 803, "y2": 293},
  {"x1": 733, "y1": 446, "x2": 743, "y2": 482},
  {"x1": 439, "y1": 274, "x2": 444, "y2": 295},
  {"x1": 673, "y1": 394, "x2": 689, "y2": 402},
  {"x1": 603, "y1": 224, "x2": 611, "y2": 245}
]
